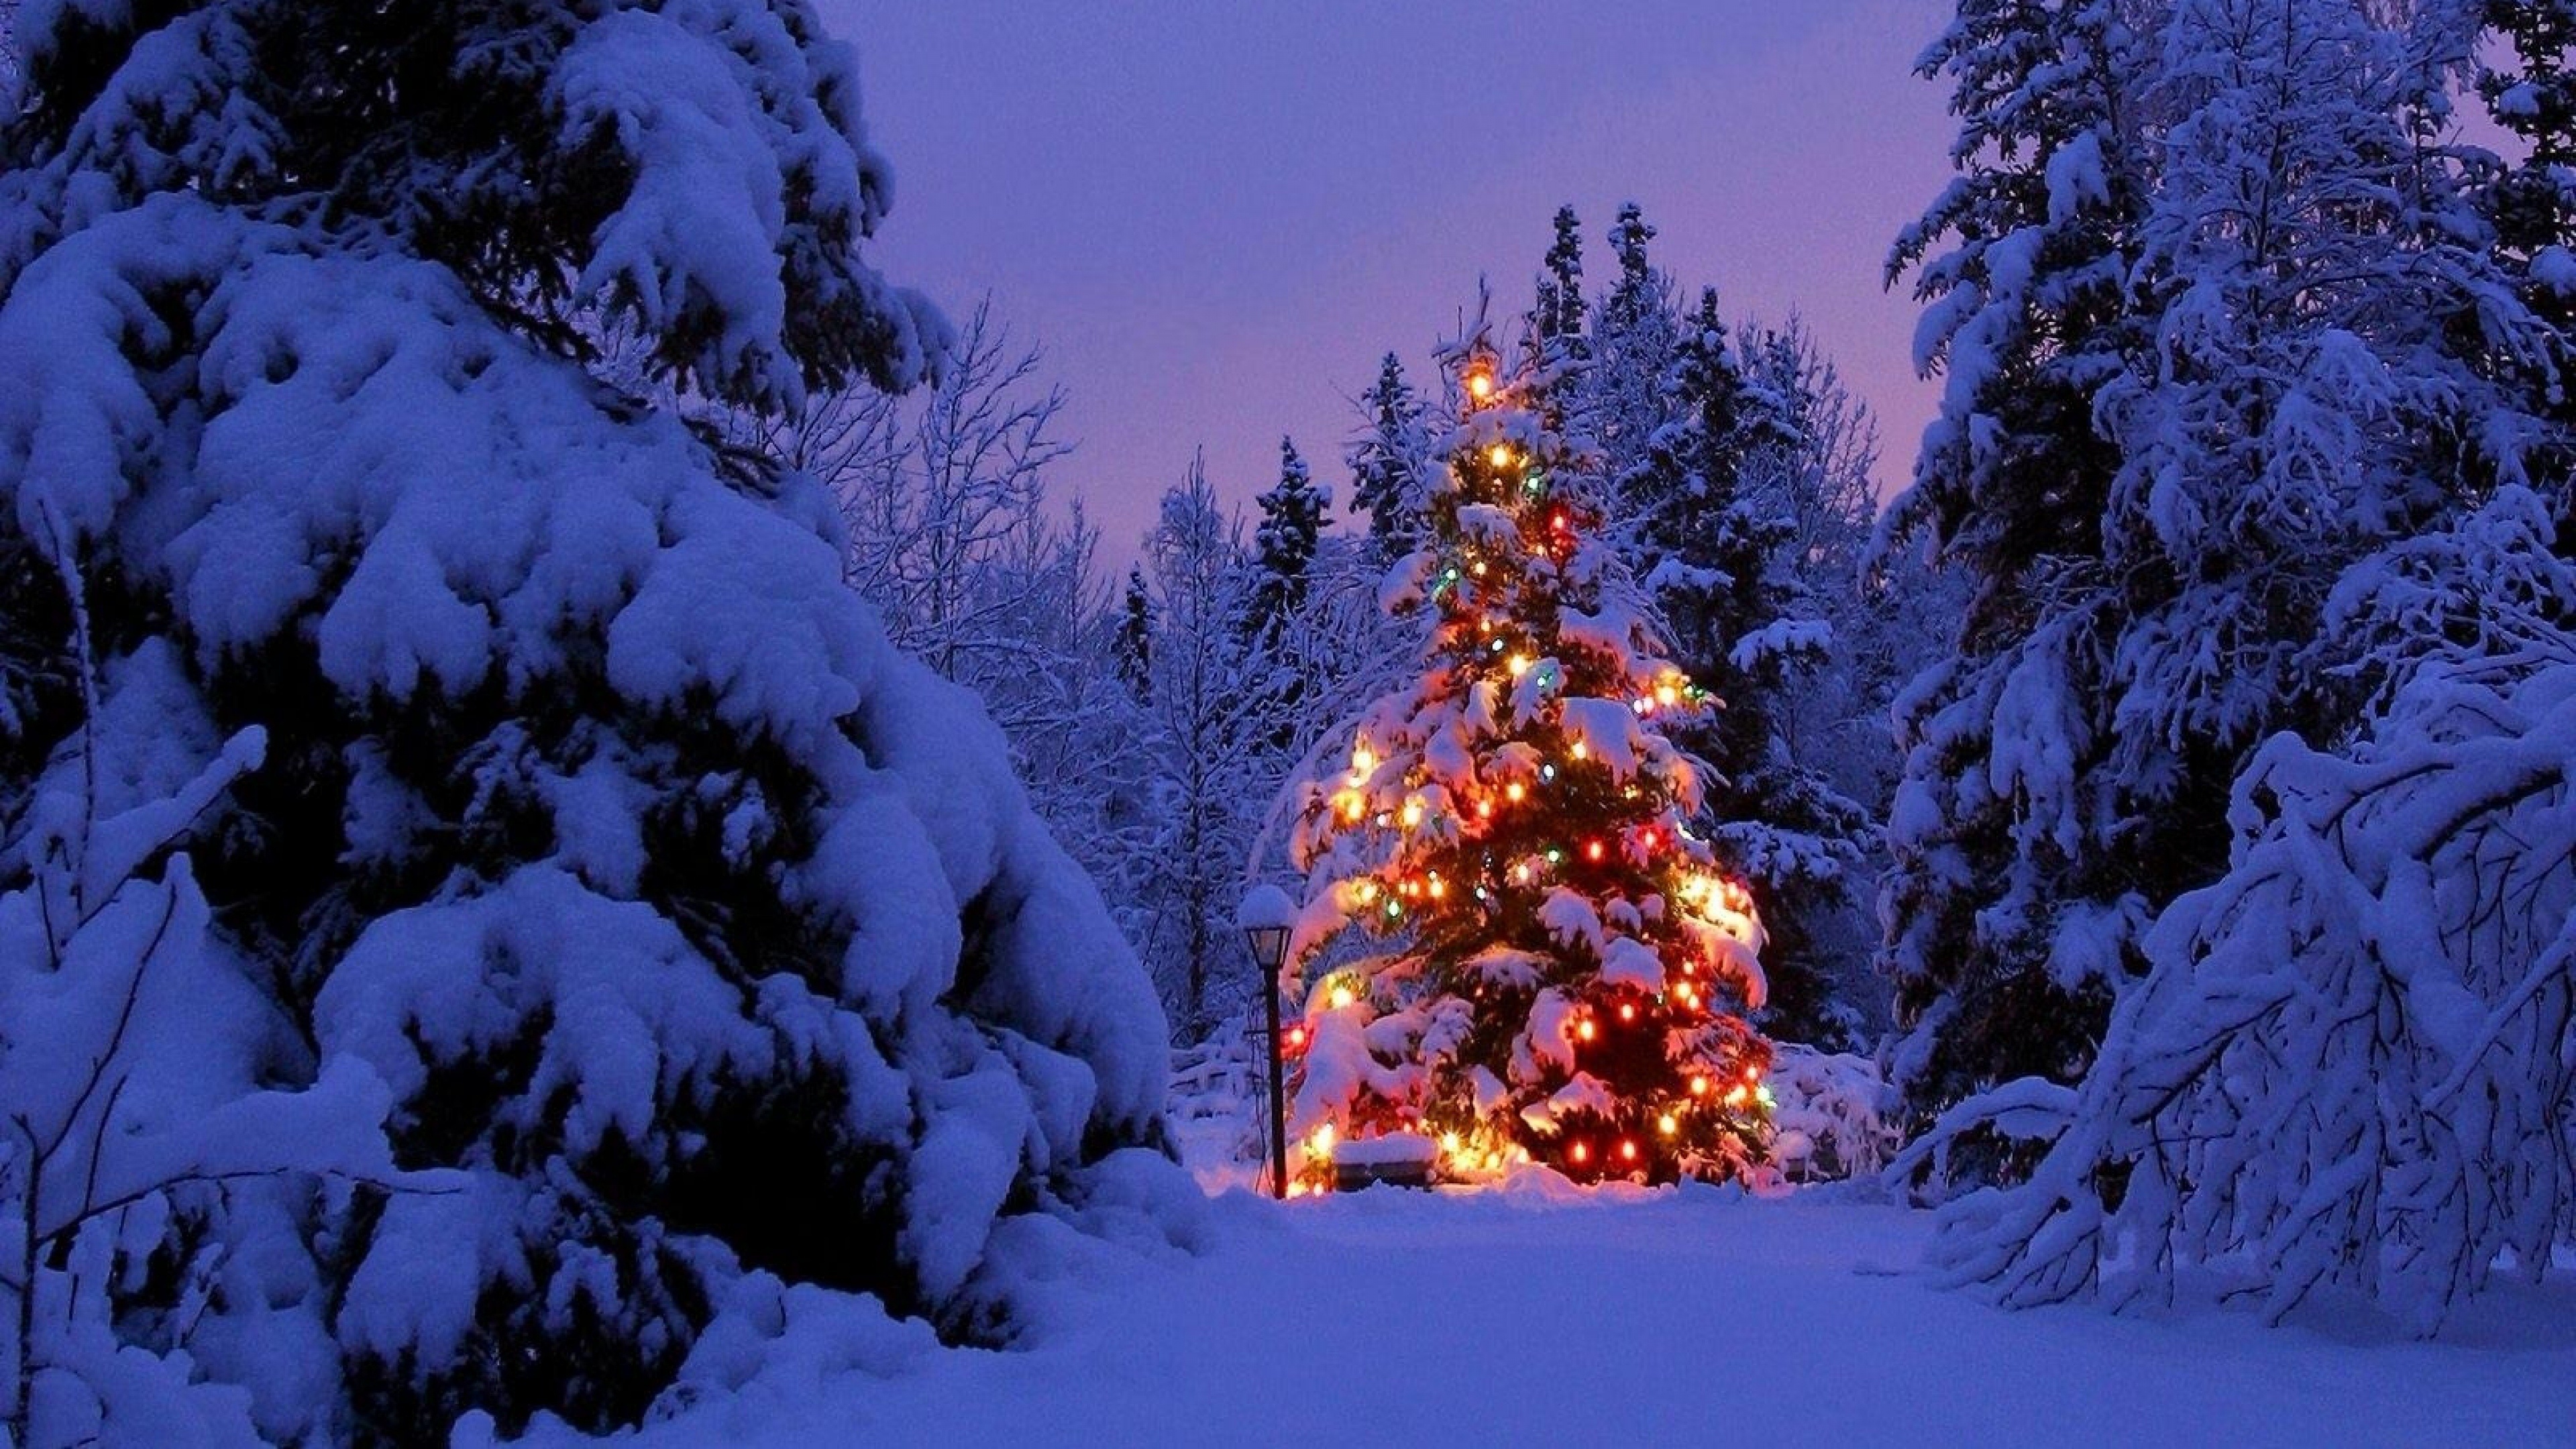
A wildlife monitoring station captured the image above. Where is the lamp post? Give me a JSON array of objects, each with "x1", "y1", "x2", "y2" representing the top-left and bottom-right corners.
[{"x1": 1237, "y1": 885, "x2": 1297, "y2": 1200}]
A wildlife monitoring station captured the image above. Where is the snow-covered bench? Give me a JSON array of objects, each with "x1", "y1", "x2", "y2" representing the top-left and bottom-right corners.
[{"x1": 1332, "y1": 1132, "x2": 1440, "y2": 1191}]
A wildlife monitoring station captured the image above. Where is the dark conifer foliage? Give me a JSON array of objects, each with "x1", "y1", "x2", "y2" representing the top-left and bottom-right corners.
[
  {"x1": 1624, "y1": 289, "x2": 1868, "y2": 1049},
  {"x1": 1348, "y1": 353, "x2": 1434, "y2": 564},
  {"x1": 1249, "y1": 437, "x2": 1330, "y2": 643},
  {"x1": 1874, "y1": 0, "x2": 2155, "y2": 1150}
]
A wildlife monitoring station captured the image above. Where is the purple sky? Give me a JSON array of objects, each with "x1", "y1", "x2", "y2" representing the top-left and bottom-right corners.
[{"x1": 826, "y1": 1, "x2": 1958, "y2": 553}]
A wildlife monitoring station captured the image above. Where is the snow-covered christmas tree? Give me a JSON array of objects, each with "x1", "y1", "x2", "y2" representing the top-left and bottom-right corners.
[{"x1": 1281, "y1": 320, "x2": 1772, "y2": 1188}]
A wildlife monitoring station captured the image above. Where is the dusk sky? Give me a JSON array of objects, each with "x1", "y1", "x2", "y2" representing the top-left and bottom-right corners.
[{"x1": 829, "y1": 1, "x2": 1960, "y2": 553}]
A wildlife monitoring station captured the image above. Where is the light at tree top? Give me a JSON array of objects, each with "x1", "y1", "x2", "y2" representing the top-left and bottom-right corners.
[{"x1": 1279, "y1": 320, "x2": 1773, "y2": 1189}]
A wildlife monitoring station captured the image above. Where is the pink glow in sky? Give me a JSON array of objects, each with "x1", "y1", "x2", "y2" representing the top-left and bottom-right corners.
[{"x1": 826, "y1": 1, "x2": 1958, "y2": 552}]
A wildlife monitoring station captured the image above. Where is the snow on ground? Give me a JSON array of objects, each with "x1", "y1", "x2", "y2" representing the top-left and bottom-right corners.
[{"x1": 526, "y1": 1181, "x2": 2576, "y2": 1447}]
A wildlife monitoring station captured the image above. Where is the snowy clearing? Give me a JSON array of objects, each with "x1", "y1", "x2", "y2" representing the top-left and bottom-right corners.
[{"x1": 533, "y1": 1185, "x2": 2576, "y2": 1447}]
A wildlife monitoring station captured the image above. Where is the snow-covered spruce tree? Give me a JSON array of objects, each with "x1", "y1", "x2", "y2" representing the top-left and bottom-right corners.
[
  {"x1": 1348, "y1": 353, "x2": 1436, "y2": 566},
  {"x1": 0, "y1": 1, "x2": 1179, "y2": 1438},
  {"x1": 1248, "y1": 437, "x2": 1330, "y2": 646},
  {"x1": 1623, "y1": 290, "x2": 1870, "y2": 1051},
  {"x1": 1878, "y1": 0, "x2": 2165, "y2": 1159},
  {"x1": 1588, "y1": 202, "x2": 1680, "y2": 484},
  {"x1": 1245, "y1": 438, "x2": 1334, "y2": 763},
  {"x1": 1534, "y1": 205, "x2": 1590, "y2": 360},
  {"x1": 1117, "y1": 566, "x2": 1155, "y2": 694},
  {"x1": 1928, "y1": 487, "x2": 2576, "y2": 1331},
  {"x1": 1747, "y1": 320, "x2": 1944, "y2": 1044},
  {"x1": 1281, "y1": 332, "x2": 1771, "y2": 1187}
]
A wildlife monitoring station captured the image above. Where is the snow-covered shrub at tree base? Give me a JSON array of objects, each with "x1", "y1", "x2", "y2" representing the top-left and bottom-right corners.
[
  {"x1": 1929, "y1": 490, "x2": 2576, "y2": 1331},
  {"x1": 0, "y1": 0, "x2": 1182, "y2": 1438},
  {"x1": 1765, "y1": 1045, "x2": 1899, "y2": 1182}
]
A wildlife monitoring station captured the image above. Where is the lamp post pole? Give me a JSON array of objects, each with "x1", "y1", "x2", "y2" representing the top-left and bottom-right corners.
[
  {"x1": 1260, "y1": 957, "x2": 1288, "y2": 1199},
  {"x1": 1237, "y1": 885, "x2": 1297, "y2": 1201}
]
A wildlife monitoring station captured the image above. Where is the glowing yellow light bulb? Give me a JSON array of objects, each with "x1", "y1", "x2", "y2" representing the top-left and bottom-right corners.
[
  {"x1": 1309, "y1": 1124, "x2": 1337, "y2": 1159},
  {"x1": 1690, "y1": 1075, "x2": 1711, "y2": 1097},
  {"x1": 1505, "y1": 653, "x2": 1532, "y2": 679},
  {"x1": 1329, "y1": 982, "x2": 1356, "y2": 1010},
  {"x1": 1486, "y1": 443, "x2": 1513, "y2": 468},
  {"x1": 1658, "y1": 1113, "x2": 1678, "y2": 1136},
  {"x1": 1467, "y1": 370, "x2": 1495, "y2": 402},
  {"x1": 1571, "y1": 741, "x2": 1589, "y2": 761},
  {"x1": 1400, "y1": 800, "x2": 1424, "y2": 829},
  {"x1": 1656, "y1": 683, "x2": 1680, "y2": 708},
  {"x1": 1505, "y1": 781, "x2": 1527, "y2": 804},
  {"x1": 1576, "y1": 1018, "x2": 1598, "y2": 1043}
]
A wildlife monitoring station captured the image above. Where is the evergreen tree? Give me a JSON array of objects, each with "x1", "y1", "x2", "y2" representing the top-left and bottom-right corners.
[
  {"x1": 1629, "y1": 290, "x2": 1869, "y2": 1049},
  {"x1": 1536, "y1": 203, "x2": 1589, "y2": 350},
  {"x1": 2473, "y1": 0, "x2": 2576, "y2": 537},
  {"x1": 1282, "y1": 333, "x2": 1771, "y2": 1187},
  {"x1": 1889, "y1": 0, "x2": 2563, "y2": 1183},
  {"x1": 1878, "y1": 0, "x2": 2158, "y2": 1150},
  {"x1": 1919, "y1": 0, "x2": 2576, "y2": 1320},
  {"x1": 1118, "y1": 565, "x2": 1155, "y2": 693},
  {"x1": 1590, "y1": 202, "x2": 1680, "y2": 489},
  {"x1": 1348, "y1": 353, "x2": 1434, "y2": 564},
  {"x1": 0, "y1": 1, "x2": 1176, "y2": 1436},
  {"x1": 1248, "y1": 437, "x2": 1330, "y2": 642}
]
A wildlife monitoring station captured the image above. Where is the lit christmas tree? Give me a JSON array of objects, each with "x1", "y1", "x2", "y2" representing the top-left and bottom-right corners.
[{"x1": 1281, "y1": 319, "x2": 1772, "y2": 1189}]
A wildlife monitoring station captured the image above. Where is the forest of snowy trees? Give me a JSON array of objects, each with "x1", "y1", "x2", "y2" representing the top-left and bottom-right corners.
[
  {"x1": 0, "y1": 0, "x2": 2571, "y2": 1442},
  {"x1": 724, "y1": 201, "x2": 1936, "y2": 1062},
  {"x1": 1886, "y1": 0, "x2": 2576, "y2": 1330}
]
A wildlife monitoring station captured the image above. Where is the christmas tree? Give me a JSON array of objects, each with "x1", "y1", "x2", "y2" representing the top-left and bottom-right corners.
[{"x1": 1281, "y1": 321, "x2": 1772, "y2": 1188}]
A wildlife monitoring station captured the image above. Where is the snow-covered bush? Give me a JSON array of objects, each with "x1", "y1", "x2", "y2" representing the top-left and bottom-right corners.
[
  {"x1": 1929, "y1": 492, "x2": 2576, "y2": 1331},
  {"x1": 1, "y1": 0, "x2": 1180, "y2": 1437},
  {"x1": 1766, "y1": 1046, "x2": 1900, "y2": 1182}
]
